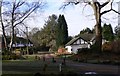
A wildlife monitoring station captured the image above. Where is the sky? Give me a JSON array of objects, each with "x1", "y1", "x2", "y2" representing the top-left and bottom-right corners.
[
  {"x1": 26, "y1": 0, "x2": 119, "y2": 36},
  {"x1": 27, "y1": 0, "x2": 96, "y2": 36},
  {"x1": 0, "y1": 0, "x2": 120, "y2": 36}
]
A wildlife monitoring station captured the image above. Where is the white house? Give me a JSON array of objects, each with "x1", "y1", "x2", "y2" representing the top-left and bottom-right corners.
[
  {"x1": 65, "y1": 34, "x2": 107, "y2": 54},
  {"x1": 65, "y1": 34, "x2": 95, "y2": 54}
]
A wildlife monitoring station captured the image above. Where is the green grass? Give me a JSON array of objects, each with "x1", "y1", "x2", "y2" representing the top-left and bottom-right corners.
[
  {"x1": 2, "y1": 59, "x2": 38, "y2": 63},
  {"x1": 2, "y1": 74, "x2": 34, "y2": 76}
]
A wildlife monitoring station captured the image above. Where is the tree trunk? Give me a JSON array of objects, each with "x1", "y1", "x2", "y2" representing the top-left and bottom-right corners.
[
  {"x1": 2, "y1": 24, "x2": 8, "y2": 50},
  {"x1": 92, "y1": 3, "x2": 102, "y2": 53},
  {"x1": 0, "y1": 1, "x2": 8, "y2": 50},
  {"x1": 26, "y1": 26, "x2": 29, "y2": 55},
  {"x1": 9, "y1": 27, "x2": 14, "y2": 52},
  {"x1": 9, "y1": 4, "x2": 15, "y2": 52},
  {"x1": 95, "y1": 22, "x2": 102, "y2": 53}
]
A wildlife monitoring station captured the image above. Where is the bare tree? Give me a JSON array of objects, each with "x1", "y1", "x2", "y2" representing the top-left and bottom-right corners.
[
  {"x1": 61, "y1": 0, "x2": 120, "y2": 52},
  {"x1": 0, "y1": 0, "x2": 8, "y2": 50},
  {"x1": 1, "y1": 0, "x2": 45, "y2": 52}
]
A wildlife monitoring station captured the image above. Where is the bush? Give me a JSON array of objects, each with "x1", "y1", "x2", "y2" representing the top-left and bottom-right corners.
[
  {"x1": 102, "y1": 40, "x2": 120, "y2": 54},
  {"x1": 112, "y1": 40, "x2": 120, "y2": 54},
  {"x1": 102, "y1": 42, "x2": 112, "y2": 53},
  {"x1": 57, "y1": 47, "x2": 67, "y2": 54},
  {"x1": 2, "y1": 55, "x2": 11, "y2": 60},
  {"x1": 10, "y1": 53, "x2": 18, "y2": 60},
  {"x1": 2, "y1": 53, "x2": 25, "y2": 60},
  {"x1": 77, "y1": 48, "x2": 90, "y2": 54},
  {"x1": 90, "y1": 44, "x2": 102, "y2": 53}
]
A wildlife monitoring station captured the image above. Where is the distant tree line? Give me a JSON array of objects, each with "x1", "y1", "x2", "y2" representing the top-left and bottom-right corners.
[{"x1": 78, "y1": 23, "x2": 120, "y2": 41}]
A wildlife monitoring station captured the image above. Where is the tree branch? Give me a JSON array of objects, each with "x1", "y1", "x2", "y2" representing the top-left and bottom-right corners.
[
  {"x1": 112, "y1": 9, "x2": 120, "y2": 14},
  {"x1": 59, "y1": 0, "x2": 91, "y2": 10},
  {"x1": 16, "y1": 1, "x2": 25, "y2": 8},
  {"x1": 101, "y1": 9, "x2": 112, "y2": 15},
  {"x1": 101, "y1": 0, "x2": 120, "y2": 15},
  {"x1": 14, "y1": 5, "x2": 39, "y2": 27},
  {"x1": 100, "y1": 0, "x2": 110, "y2": 8},
  {"x1": 101, "y1": 0, "x2": 116, "y2": 15}
]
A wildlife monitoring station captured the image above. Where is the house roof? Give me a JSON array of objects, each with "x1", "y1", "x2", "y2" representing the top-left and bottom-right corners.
[
  {"x1": 79, "y1": 34, "x2": 95, "y2": 41},
  {"x1": 0, "y1": 35, "x2": 33, "y2": 44},
  {"x1": 66, "y1": 34, "x2": 95, "y2": 46}
]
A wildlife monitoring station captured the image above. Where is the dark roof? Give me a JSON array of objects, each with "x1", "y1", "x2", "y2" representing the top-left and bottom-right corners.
[
  {"x1": 79, "y1": 34, "x2": 95, "y2": 41},
  {"x1": 0, "y1": 35, "x2": 33, "y2": 44},
  {"x1": 66, "y1": 34, "x2": 95, "y2": 46},
  {"x1": 66, "y1": 36, "x2": 79, "y2": 46}
]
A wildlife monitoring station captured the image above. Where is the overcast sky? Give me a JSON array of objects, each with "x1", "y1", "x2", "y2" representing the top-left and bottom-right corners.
[{"x1": 0, "y1": 0, "x2": 120, "y2": 36}]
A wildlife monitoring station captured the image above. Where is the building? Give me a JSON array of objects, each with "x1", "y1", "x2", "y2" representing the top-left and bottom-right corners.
[
  {"x1": 1, "y1": 35, "x2": 33, "y2": 51},
  {"x1": 65, "y1": 34, "x2": 107, "y2": 54}
]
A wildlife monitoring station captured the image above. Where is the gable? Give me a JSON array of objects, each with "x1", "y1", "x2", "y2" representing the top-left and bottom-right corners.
[
  {"x1": 72, "y1": 38, "x2": 88, "y2": 45},
  {"x1": 66, "y1": 37, "x2": 89, "y2": 46},
  {"x1": 66, "y1": 34, "x2": 95, "y2": 46}
]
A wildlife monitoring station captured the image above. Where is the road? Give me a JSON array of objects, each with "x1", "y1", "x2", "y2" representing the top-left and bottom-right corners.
[{"x1": 2, "y1": 57, "x2": 119, "y2": 75}]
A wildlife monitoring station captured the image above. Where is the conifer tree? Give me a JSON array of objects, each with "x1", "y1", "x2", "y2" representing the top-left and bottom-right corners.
[
  {"x1": 102, "y1": 23, "x2": 114, "y2": 41},
  {"x1": 56, "y1": 14, "x2": 68, "y2": 48}
]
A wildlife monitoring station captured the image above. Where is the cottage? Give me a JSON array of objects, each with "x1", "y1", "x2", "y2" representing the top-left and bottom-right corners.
[
  {"x1": 1, "y1": 35, "x2": 33, "y2": 51},
  {"x1": 65, "y1": 34, "x2": 95, "y2": 54},
  {"x1": 65, "y1": 34, "x2": 107, "y2": 54}
]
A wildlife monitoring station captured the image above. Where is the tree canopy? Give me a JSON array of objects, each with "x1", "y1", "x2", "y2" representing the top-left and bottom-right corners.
[
  {"x1": 56, "y1": 14, "x2": 68, "y2": 48},
  {"x1": 30, "y1": 14, "x2": 69, "y2": 51},
  {"x1": 115, "y1": 25, "x2": 120, "y2": 39},
  {"x1": 31, "y1": 14, "x2": 58, "y2": 51},
  {"x1": 80, "y1": 27, "x2": 94, "y2": 34},
  {"x1": 102, "y1": 23, "x2": 114, "y2": 41}
]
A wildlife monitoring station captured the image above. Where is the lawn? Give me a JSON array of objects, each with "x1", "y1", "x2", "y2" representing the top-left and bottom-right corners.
[
  {"x1": 2, "y1": 53, "x2": 119, "y2": 75},
  {"x1": 2, "y1": 58, "x2": 76, "y2": 75}
]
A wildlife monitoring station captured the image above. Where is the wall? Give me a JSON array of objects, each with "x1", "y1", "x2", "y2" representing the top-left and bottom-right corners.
[
  {"x1": 71, "y1": 44, "x2": 89, "y2": 54},
  {"x1": 65, "y1": 46, "x2": 72, "y2": 53}
]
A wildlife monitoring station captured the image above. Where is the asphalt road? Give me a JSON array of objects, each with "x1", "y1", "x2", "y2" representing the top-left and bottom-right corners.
[{"x1": 2, "y1": 58, "x2": 119, "y2": 75}]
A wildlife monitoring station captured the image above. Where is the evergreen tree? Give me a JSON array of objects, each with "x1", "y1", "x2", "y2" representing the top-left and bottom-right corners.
[
  {"x1": 80, "y1": 27, "x2": 93, "y2": 34},
  {"x1": 56, "y1": 15, "x2": 62, "y2": 47},
  {"x1": 56, "y1": 14, "x2": 68, "y2": 48},
  {"x1": 61, "y1": 15, "x2": 68, "y2": 44},
  {"x1": 102, "y1": 23, "x2": 114, "y2": 41},
  {"x1": 115, "y1": 25, "x2": 120, "y2": 39}
]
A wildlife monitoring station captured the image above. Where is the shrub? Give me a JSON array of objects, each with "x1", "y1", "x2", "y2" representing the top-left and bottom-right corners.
[
  {"x1": 90, "y1": 44, "x2": 101, "y2": 53},
  {"x1": 77, "y1": 48, "x2": 90, "y2": 54},
  {"x1": 102, "y1": 42, "x2": 112, "y2": 53},
  {"x1": 2, "y1": 55, "x2": 11, "y2": 60},
  {"x1": 57, "y1": 47, "x2": 67, "y2": 55},
  {"x1": 2, "y1": 53, "x2": 25, "y2": 60},
  {"x1": 102, "y1": 40, "x2": 120, "y2": 54},
  {"x1": 111, "y1": 40, "x2": 120, "y2": 54}
]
